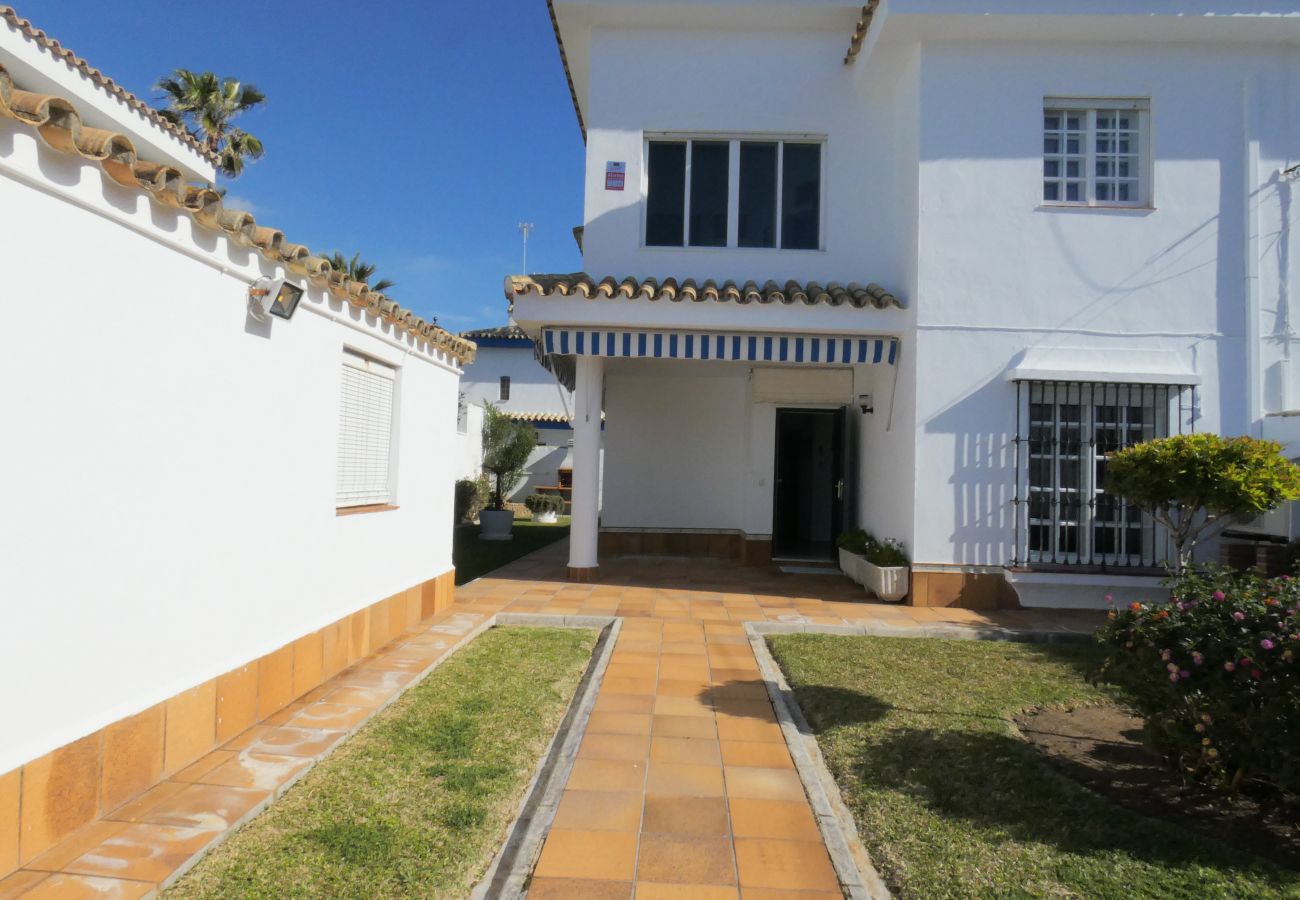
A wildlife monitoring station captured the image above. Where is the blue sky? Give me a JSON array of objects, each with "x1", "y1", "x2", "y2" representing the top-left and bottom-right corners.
[{"x1": 24, "y1": 0, "x2": 585, "y2": 331}]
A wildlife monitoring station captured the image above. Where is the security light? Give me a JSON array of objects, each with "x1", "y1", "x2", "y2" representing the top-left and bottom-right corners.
[{"x1": 247, "y1": 276, "x2": 304, "y2": 322}]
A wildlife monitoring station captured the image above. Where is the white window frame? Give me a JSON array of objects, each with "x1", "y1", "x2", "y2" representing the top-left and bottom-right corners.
[
  {"x1": 640, "y1": 133, "x2": 827, "y2": 251},
  {"x1": 1042, "y1": 98, "x2": 1151, "y2": 209},
  {"x1": 336, "y1": 348, "x2": 399, "y2": 509}
]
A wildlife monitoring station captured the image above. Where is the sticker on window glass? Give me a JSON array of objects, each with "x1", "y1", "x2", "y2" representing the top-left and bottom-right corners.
[{"x1": 605, "y1": 161, "x2": 626, "y2": 191}]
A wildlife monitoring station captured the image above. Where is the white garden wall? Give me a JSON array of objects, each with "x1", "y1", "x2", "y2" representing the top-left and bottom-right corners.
[{"x1": 0, "y1": 115, "x2": 463, "y2": 774}]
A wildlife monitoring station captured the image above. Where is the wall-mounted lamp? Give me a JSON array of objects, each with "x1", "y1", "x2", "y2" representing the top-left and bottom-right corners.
[
  {"x1": 247, "y1": 276, "x2": 304, "y2": 322},
  {"x1": 858, "y1": 393, "x2": 874, "y2": 415}
]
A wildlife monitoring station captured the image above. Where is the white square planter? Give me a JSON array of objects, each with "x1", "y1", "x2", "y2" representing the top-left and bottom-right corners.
[{"x1": 864, "y1": 561, "x2": 910, "y2": 602}]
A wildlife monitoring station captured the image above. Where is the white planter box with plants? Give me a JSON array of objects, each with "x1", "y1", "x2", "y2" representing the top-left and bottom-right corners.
[
  {"x1": 478, "y1": 403, "x2": 537, "y2": 542},
  {"x1": 836, "y1": 530, "x2": 910, "y2": 602},
  {"x1": 525, "y1": 493, "x2": 565, "y2": 524}
]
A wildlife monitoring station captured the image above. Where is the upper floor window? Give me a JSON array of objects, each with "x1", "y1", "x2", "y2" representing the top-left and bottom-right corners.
[
  {"x1": 1043, "y1": 99, "x2": 1149, "y2": 207},
  {"x1": 644, "y1": 137, "x2": 823, "y2": 250},
  {"x1": 499, "y1": 375, "x2": 511, "y2": 402}
]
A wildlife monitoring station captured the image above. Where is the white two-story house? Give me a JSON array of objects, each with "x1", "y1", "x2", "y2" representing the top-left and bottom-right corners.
[{"x1": 506, "y1": 0, "x2": 1300, "y2": 608}]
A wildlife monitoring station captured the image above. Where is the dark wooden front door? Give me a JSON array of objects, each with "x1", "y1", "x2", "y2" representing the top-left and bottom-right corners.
[{"x1": 772, "y1": 408, "x2": 845, "y2": 561}]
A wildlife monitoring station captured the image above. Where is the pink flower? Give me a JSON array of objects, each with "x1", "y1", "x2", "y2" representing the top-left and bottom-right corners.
[
  {"x1": 1160, "y1": 649, "x2": 1172, "y2": 661},
  {"x1": 1261, "y1": 638, "x2": 1276, "y2": 651},
  {"x1": 1192, "y1": 651, "x2": 1205, "y2": 665},
  {"x1": 1104, "y1": 594, "x2": 1114, "y2": 604},
  {"x1": 1179, "y1": 669, "x2": 1191, "y2": 679},
  {"x1": 1166, "y1": 662, "x2": 1178, "y2": 673},
  {"x1": 1233, "y1": 611, "x2": 1246, "y2": 621},
  {"x1": 1169, "y1": 672, "x2": 1180, "y2": 682},
  {"x1": 1213, "y1": 590, "x2": 1227, "y2": 601}
]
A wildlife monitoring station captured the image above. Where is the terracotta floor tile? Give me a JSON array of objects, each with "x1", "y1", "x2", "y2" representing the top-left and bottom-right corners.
[
  {"x1": 719, "y1": 741, "x2": 794, "y2": 769},
  {"x1": 565, "y1": 759, "x2": 647, "y2": 793},
  {"x1": 656, "y1": 678, "x2": 714, "y2": 699},
  {"x1": 636, "y1": 884, "x2": 738, "y2": 900},
  {"x1": 738, "y1": 889, "x2": 842, "y2": 900},
  {"x1": 661, "y1": 642, "x2": 708, "y2": 657},
  {"x1": 219, "y1": 724, "x2": 272, "y2": 752},
  {"x1": 733, "y1": 839, "x2": 840, "y2": 892},
  {"x1": 534, "y1": 829, "x2": 637, "y2": 881},
  {"x1": 653, "y1": 695, "x2": 714, "y2": 719},
  {"x1": 636, "y1": 833, "x2": 736, "y2": 885},
  {"x1": 171, "y1": 750, "x2": 235, "y2": 784},
  {"x1": 131, "y1": 783, "x2": 267, "y2": 829},
  {"x1": 24, "y1": 821, "x2": 128, "y2": 872},
  {"x1": 191, "y1": 751, "x2": 312, "y2": 791},
  {"x1": 653, "y1": 715, "x2": 717, "y2": 740},
  {"x1": 586, "y1": 712, "x2": 653, "y2": 736},
  {"x1": 716, "y1": 717, "x2": 785, "y2": 744},
  {"x1": 526, "y1": 877, "x2": 632, "y2": 899},
  {"x1": 602, "y1": 676, "x2": 659, "y2": 696},
  {"x1": 715, "y1": 700, "x2": 777, "y2": 723},
  {"x1": 578, "y1": 733, "x2": 651, "y2": 762},
  {"x1": 711, "y1": 681, "x2": 771, "y2": 702},
  {"x1": 640, "y1": 796, "x2": 729, "y2": 837},
  {"x1": 645, "y1": 762, "x2": 724, "y2": 798},
  {"x1": 603, "y1": 662, "x2": 659, "y2": 681},
  {"x1": 650, "y1": 736, "x2": 722, "y2": 767},
  {"x1": 724, "y1": 767, "x2": 807, "y2": 802},
  {"x1": 286, "y1": 702, "x2": 372, "y2": 731},
  {"x1": 246, "y1": 726, "x2": 346, "y2": 757},
  {"x1": 63, "y1": 821, "x2": 223, "y2": 883},
  {"x1": 592, "y1": 695, "x2": 656, "y2": 715},
  {"x1": 102, "y1": 782, "x2": 188, "y2": 823},
  {"x1": 17, "y1": 873, "x2": 153, "y2": 900},
  {"x1": 551, "y1": 790, "x2": 643, "y2": 832},
  {"x1": 0, "y1": 870, "x2": 49, "y2": 898},
  {"x1": 728, "y1": 798, "x2": 821, "y2": 841}
]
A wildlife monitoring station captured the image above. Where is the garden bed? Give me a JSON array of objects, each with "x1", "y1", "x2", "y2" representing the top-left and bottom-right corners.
[
  {"x1": 166, "y1": 626, "x2": 596, "y2": 899},
  {"x1": 767, "y1": 633, "x2": 1300, "y2": 898}
]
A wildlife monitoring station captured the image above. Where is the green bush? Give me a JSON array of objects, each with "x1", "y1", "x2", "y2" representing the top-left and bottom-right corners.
[
  {"x1": 524, "y1": 493, "x2": 565, "y2": 516},
  {"x1": 481, "y1": 403, "x2": 536, "y2": 510},
  {"x1": 453, "y1": 477, "x2": 489, "y2": 524},
  {"x1": 836, "y1": 530, "x2": 910, "y2": 567},
  {"x1": 1095, "y1": 566, "x2": 1300, "y2": 792},
  {"x1": 836, "y1": 529, "x2": 872, "y2": 555},
  {"x1": 1106, "y1": 434, "x2": 1300, "y2": 571}
]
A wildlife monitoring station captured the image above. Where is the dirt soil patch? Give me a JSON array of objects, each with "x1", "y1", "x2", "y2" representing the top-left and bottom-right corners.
[{"x1": 1017, "y1": 703, "x2": 1299, "y2": 870}]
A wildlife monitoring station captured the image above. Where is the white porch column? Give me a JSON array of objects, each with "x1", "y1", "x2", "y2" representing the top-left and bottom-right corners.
[{"x1": 568, "y1": 354, "x2": 603, "y2": 580}]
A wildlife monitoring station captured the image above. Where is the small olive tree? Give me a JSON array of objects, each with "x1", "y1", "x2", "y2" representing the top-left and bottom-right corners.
[
  {"x1": 480, "y1": 403, "x2": 537, "y2": 510},
  {"x1": 1105, "y1": 433, "x2": 1300, "y2": 572}
]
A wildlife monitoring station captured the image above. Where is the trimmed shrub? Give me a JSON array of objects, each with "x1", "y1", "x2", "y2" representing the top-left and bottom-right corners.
[
  {"x1": 524, "y1": 493, "x2": 565, "y2": 516},
  {"x1": 1095, "y1": 566, "x2": 1300, "y2": 792},
  {"x1": 454, "y1": 477, "x2": 489, "y2": 524}
]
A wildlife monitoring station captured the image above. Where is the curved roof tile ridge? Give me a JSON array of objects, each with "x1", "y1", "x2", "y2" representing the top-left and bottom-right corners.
[
  {"x1": 0, "y1": 4, "x2": 217, "y2": 163},
  {"x1": 504, "y1": 273, "x2": 903, "y2": 311},
  {"x1": 0, "y1": 62, "x2": 475, "y2": 365}
]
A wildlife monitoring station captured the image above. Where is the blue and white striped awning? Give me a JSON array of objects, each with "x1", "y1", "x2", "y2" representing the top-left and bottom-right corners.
[{"x1": 540, "y1": 327, "x2": 898, "y2": 366}]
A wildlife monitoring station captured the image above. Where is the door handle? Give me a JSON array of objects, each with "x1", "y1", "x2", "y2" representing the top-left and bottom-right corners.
[{"x1": 835, "y1": 480, "x2": 844, "y2": 500}]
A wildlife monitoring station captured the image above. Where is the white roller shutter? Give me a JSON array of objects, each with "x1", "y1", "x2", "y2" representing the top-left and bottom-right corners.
[{"x1": 336, "y1": 350, "x2": 396, "y2": 508}]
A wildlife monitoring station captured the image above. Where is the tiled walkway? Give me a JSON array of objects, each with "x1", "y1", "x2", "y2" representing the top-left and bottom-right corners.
[{"x1": 0, "y1": 543, "x2": 1101, "y2": 899}]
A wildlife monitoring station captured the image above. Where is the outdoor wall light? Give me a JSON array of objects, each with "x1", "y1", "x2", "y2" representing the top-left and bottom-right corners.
[
  {"x1": 247, "y1": 276, "x2": 304, "y2": 322},
  {"x1": 858, "y1": 393, "x2": 875, "y2": 414}
]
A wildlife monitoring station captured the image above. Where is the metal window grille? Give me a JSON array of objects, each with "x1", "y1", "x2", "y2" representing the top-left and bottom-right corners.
[
  {"x1": 337, "y1": 350, "x2": 397, "y2": 508},
  {"x1": 1011, "y1": 381, "x2": 1194, "y2": 569}
]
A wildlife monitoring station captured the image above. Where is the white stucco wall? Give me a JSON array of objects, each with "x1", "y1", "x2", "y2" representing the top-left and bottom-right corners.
[
  {"x1": 0, "y1": 114, "x2": 462, "y2": 773},
  {"x1": 459, "y1": 344, "x2": 573, "y2": 417}
]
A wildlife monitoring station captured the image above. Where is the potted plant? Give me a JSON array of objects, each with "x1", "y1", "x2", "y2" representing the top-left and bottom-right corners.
[
  {"x1": 479, "y1": 403, "x2": 537, "y2": 541},
  {"x1": 525, "y1": 493, "x2": 565, "y2": 524},
  {"x1": 863, "y1": 537, "x2": 910, "y2": 602},
  {"x1": 836, "y1": 529, "x2": 870, "y2": 585}
]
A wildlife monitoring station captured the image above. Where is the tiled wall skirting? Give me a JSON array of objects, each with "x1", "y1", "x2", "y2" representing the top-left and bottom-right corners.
[
  {"x1": 598, "y1": 529, "x2": 772, "y2": 565},
  {"x1": 909, "y1": 567, "x2": 1020, "y2": 609},
  {"x1": 0, "y1": 568, "x2": 456, "y2": 879}
]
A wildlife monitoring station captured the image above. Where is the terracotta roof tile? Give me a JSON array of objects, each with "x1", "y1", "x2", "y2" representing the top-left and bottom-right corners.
[
  {"x1": 505, "y1": 273, "x2": 903, "y2": 310},
  {"x1": 505, "y1": 410, "x2": 572, "y2": 424},
  {"x1": 844, "y1": 1, "x2": 880, "y2": 65},
  {"x1": 0, "y1": 5, "x2": 217, "y2": 163},
  {"x1": 461, "y1": 324, "x2": 532, "y2": 341},
  {"x1": 0, "y1": 61, "x2": 475, "y2": 365}
]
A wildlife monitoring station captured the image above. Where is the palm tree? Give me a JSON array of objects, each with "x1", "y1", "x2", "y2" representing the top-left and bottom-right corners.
[
  {"x1": 326, "y1": 251, "x2": 395, "y2": 293},
  {"x1": 155, "y1": 69, "x2": 266, "y2": 178}
]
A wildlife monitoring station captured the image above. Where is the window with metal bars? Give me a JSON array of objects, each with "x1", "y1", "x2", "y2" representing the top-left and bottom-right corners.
[{"x1": 1012, "y1": 381, "x2": 1194, "y2": 569}]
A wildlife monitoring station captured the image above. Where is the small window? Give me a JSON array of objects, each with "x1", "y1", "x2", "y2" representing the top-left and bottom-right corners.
[
  {"x1": 645, "y1": 137, "x2": 823, "y2": 249},
  {"x1": 1043, "y1": 99, "x2": 1149, "y2": 207},
  {"x1": 499, "y1": 376, "x2": 511, "y2": 402},
  {"x1": 337, "y1": 350, "x2": 397, "y2": 508}
]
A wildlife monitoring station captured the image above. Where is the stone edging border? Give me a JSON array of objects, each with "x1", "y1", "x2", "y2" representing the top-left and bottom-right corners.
[{"x1": 744, "y1": 619, "x2": 1094, "y2": 900}]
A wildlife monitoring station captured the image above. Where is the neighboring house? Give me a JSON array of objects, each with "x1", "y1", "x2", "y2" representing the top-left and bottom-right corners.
[
  {"x1": 508, "y1": 0, "x2": 1300, "y2": 606},
  {"x1": 0, "y1": 6, "x2": 474, "y2": 871},
  {"x1": 459, "y1": 323, "x2": 579, "y2": 502}
]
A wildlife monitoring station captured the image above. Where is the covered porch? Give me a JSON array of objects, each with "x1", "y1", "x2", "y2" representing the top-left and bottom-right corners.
[{"x1": 506, "y1": 273, "x2": 911, "y2": 583}]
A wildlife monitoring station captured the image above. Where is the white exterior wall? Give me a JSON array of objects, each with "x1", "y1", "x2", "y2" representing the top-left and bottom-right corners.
[
  {"x1": 0, "y1": 115, "x2": 461, "y2": 773},
  {"x1": 459, "y1": 344, "x2": 573, "y2": 416}
]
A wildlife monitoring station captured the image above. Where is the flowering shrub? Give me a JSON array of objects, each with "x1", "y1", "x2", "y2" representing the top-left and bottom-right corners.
[
  {"x1": 835, "y1": 530, "x2": 910, "y2": 567},
  {"x1": 1095, "y1": 567, "x2": 1300, "y2": 792}
]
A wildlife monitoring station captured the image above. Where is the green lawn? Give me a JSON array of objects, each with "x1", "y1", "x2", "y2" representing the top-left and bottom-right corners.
[
  {"x1": 767, "y1": 634, "x2": 1300, "y2": 900},
  {"x1": 166, "y1": 626, "x2": 596, "y2": 900},
  {"x1": 453, "y1": 517, "x2": 570, "y2": 585}
]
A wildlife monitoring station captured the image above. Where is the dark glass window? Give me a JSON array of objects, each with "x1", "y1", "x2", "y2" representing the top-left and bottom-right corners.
[
  {"x1": 689, "y1": 141, "x2": 729, "y2": 247},
  {"x1": 499, "y1": 376, "x2": 510, "y2": 402},
  {"x1": 645, "y1": 141, "x2": 686, "y2": 246},
  {"x1": 781, "y1": 143, "x2": 821, "y2": 250},
  {"x1": 738, "y1": 142, "x2": 777, "y2": 248}
]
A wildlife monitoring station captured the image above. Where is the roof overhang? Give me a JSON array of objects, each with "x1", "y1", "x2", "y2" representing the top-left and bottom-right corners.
[{"x1": 1006, "y1": 347, "x2": 1201, "y2": 386}]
